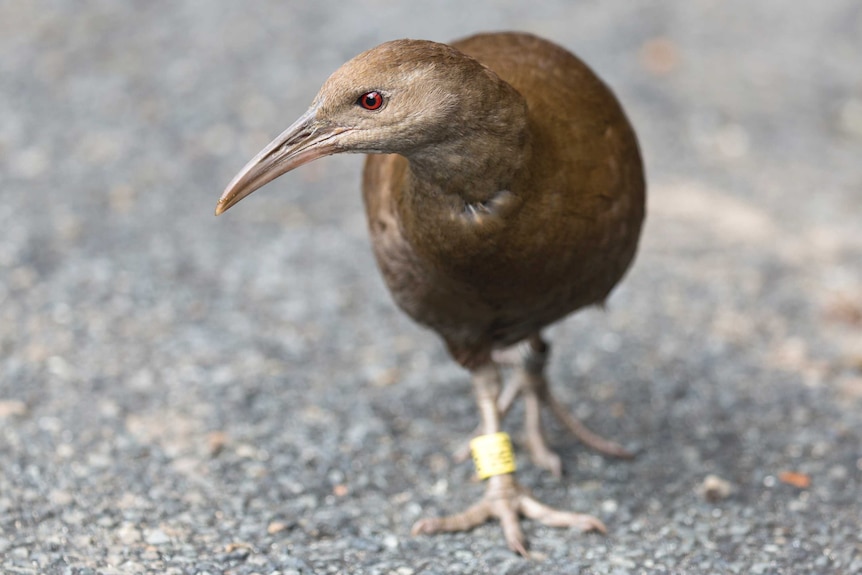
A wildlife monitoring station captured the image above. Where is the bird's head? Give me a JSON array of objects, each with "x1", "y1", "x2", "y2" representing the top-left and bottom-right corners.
[{"x1": 216, "y1": 39, "x2": 524, "y2": 215}]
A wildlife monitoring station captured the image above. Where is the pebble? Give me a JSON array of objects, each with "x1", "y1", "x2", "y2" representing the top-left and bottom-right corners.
[
  {"x1": 267, "y1": 521, "x2": 289, "y2": 535},
  {"x1": 699, "y1": 474, "x2": 733, "y2": 502},
  {"x1": 117, "y1": 523, "x2": 142, "y2": 545},
  {"x1": 144, "y1": 529, "x2": 170, "y2": 546},
  {"x1": 0, "y1": 400, "x2": 27, "y2": 417}
]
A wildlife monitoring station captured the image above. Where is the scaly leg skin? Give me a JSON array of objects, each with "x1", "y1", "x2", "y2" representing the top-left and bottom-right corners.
[
  {"x1": 412, "y1": 362, "x2": 605, "y2": 556},
  {"x1": 455, "y1": 335, "x2": 633, "y2": 470},
  {"x1": 520, "y1": 333, "x2": 633, "y2": 475},
  {"x1": 452, "y1": 372, "x2": 520, "y2": 464}
]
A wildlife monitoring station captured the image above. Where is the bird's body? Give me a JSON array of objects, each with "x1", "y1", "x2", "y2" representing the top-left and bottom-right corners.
[
  {"x1": 362, "y1": 33, "x2": 644, "y2": 367},
  {"x1": 217, "y1": 31, "x2": 645, "y2": 555}
]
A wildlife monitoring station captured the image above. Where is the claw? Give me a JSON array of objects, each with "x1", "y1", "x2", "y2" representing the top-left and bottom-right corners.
[{"x1": 411, "y1": 475, "x2": 603, "y2": 554}]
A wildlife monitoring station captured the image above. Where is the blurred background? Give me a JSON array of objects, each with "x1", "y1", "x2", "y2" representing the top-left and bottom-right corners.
[{"x1": 1, "y1": 1, "x2": 860, "y2": 573}]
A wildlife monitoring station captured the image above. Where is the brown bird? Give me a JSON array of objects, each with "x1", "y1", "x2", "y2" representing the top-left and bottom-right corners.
[{"x1": 216, "y1": 32, "x2": 645, "y2": 555}]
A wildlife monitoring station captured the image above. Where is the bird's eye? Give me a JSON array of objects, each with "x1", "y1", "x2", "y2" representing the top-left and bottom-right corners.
[{"x1": 358, "y1": 91, "x2": 384, "y2": 110}]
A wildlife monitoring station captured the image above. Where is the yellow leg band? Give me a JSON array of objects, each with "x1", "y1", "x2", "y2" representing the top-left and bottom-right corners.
[{"x1": 470, "y1": 432, "x2": 517, "y2": 479}]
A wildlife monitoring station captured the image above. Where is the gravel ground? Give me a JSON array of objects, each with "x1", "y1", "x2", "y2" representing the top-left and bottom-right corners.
[{"x1": 2, "y1": 2, "x2": 861, "y2": 574}]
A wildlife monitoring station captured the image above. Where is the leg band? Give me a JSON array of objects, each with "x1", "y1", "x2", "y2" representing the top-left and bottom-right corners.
[{"x1": 470, "y1": 432, "x2": 517, "y2": 479}]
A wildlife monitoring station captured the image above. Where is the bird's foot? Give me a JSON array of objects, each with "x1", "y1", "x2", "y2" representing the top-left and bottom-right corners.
[{"x1": 411, "y1": 474, "x2": 605, "y2": 556}]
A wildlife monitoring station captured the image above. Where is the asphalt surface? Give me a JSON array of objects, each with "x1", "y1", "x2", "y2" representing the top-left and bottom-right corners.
[{"x1": 2, "y1": 2, "x2": 861, "y2": 574}]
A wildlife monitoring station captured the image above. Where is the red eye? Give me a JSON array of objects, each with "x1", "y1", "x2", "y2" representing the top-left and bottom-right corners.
[{"x1": 358, "y1": 91, "x2": 383, "y2": 110}]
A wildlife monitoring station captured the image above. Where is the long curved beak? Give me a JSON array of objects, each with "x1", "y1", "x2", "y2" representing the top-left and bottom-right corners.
[{"x1": 215, "y1": 106, "x2": 349, "y2": 215}]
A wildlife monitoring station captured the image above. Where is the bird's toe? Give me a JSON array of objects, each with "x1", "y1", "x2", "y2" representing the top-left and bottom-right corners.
[{"x1": 519, "y1": 492, "x2": 607, "y2": 533}]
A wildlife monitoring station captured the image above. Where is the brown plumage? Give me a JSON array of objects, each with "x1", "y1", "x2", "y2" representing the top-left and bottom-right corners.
[{"x1": 217, "y1": 32, "x2": 645, "y2": 555}]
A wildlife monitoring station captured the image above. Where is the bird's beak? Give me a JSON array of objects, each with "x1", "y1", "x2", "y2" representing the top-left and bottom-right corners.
[{"x1": 215, "y1": 106, "x2": 349, "y2": 215}]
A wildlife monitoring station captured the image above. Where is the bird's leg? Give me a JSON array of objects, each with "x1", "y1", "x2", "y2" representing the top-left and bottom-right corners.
[
  {"x1": 496, "y1": 368, "x2": 523, "y2": 417},
  {"x1": 520, "y1": 334, "x2": 633, "y2": 473},
  {"x1": 520, "y1": 345, "x2": 563, "y2": 477},
  {"x1": 457, "y1": 334, "x2": 632, "y2": 470},
  {"x1": 412, "y1": 362, "x2": 605, "y2": 555},
  {"x1": 452, "y1": 367, "x2": 521, "y2": 463}
]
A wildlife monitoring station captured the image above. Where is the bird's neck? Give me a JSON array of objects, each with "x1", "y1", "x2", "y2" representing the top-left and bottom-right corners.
[
  {"x1": 394, "y1": 112, "x2": 532, "y2": 274},
  {"x1": 405, "y1": 125, "x2": 529, "y2": 204}
]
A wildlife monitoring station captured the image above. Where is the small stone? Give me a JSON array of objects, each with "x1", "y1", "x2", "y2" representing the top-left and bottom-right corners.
[
  {"x1": 332, "y1": 484, "x2": 349, "y2": 497},
  {"x1": 55, "y1": 442, "x2": 73, "y2": 458},
  {"x1": 141, "y1": 548, "x2": 160, "y2": 561},
  {"x1": 0, "y1": 400, "x2": 27, "y2": 418},
  {"x1": 267, "y1": 521, "x2": 289, "y2": 535},
  {"x1": 382, "y1": 533, "x2": 399, "y2": 550},
  {"x1": 224, "y1": 542, "x2": 251, "y2": 560},
  {"x1": 453, "y1": 550, "x2": 474, "y2": 562},
  {"x1": 49, "y1": 490, "x2": 74, "y2": 506},
  {"x1": 235, "y1": 443, "x2": 259, "y2": 459},
  {"x1": 144, "y1": 528, "x2": 170, "y2": 545},
  {"x1": 601, "y1": 499, "x2": 619, "y2": 514},
  {"x1": 224, "y1": 542, "x2": 251, "y2": 552},
  {"x1": 778, "y1": 470, "x2": 811, "y2": 489},
  {"x1": 699, "y1": 474, "x2": 733, "y2": 502},
  {"x1": 640, "y1": 37, "x2": 679, "y2": 76},
  {"x1": 609, "y1": 555, "x2": 636, "y2": 569},
  {"x1": 372, "y1": 367, "x2": 400, "y2": 387},
  {"x1": 828, "y1": 465, "x2": 848, "y2": 480},
  {"x1": 208, "y1": 431, "x2": 228, "y2": 457},
  {"x1": 528, "y1": 551, "x2": 548, "y2": 561},
  {"x1": 47, "y1": 356, "x2": 72, "y2": 380},
  {"x1": 117, "y1": 522, "x2": 142, "y2": 545}
]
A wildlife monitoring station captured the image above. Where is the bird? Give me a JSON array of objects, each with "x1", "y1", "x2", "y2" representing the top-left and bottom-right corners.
[{"x1": 216, "y1": 31, "x2": 645, "y2": 555}]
